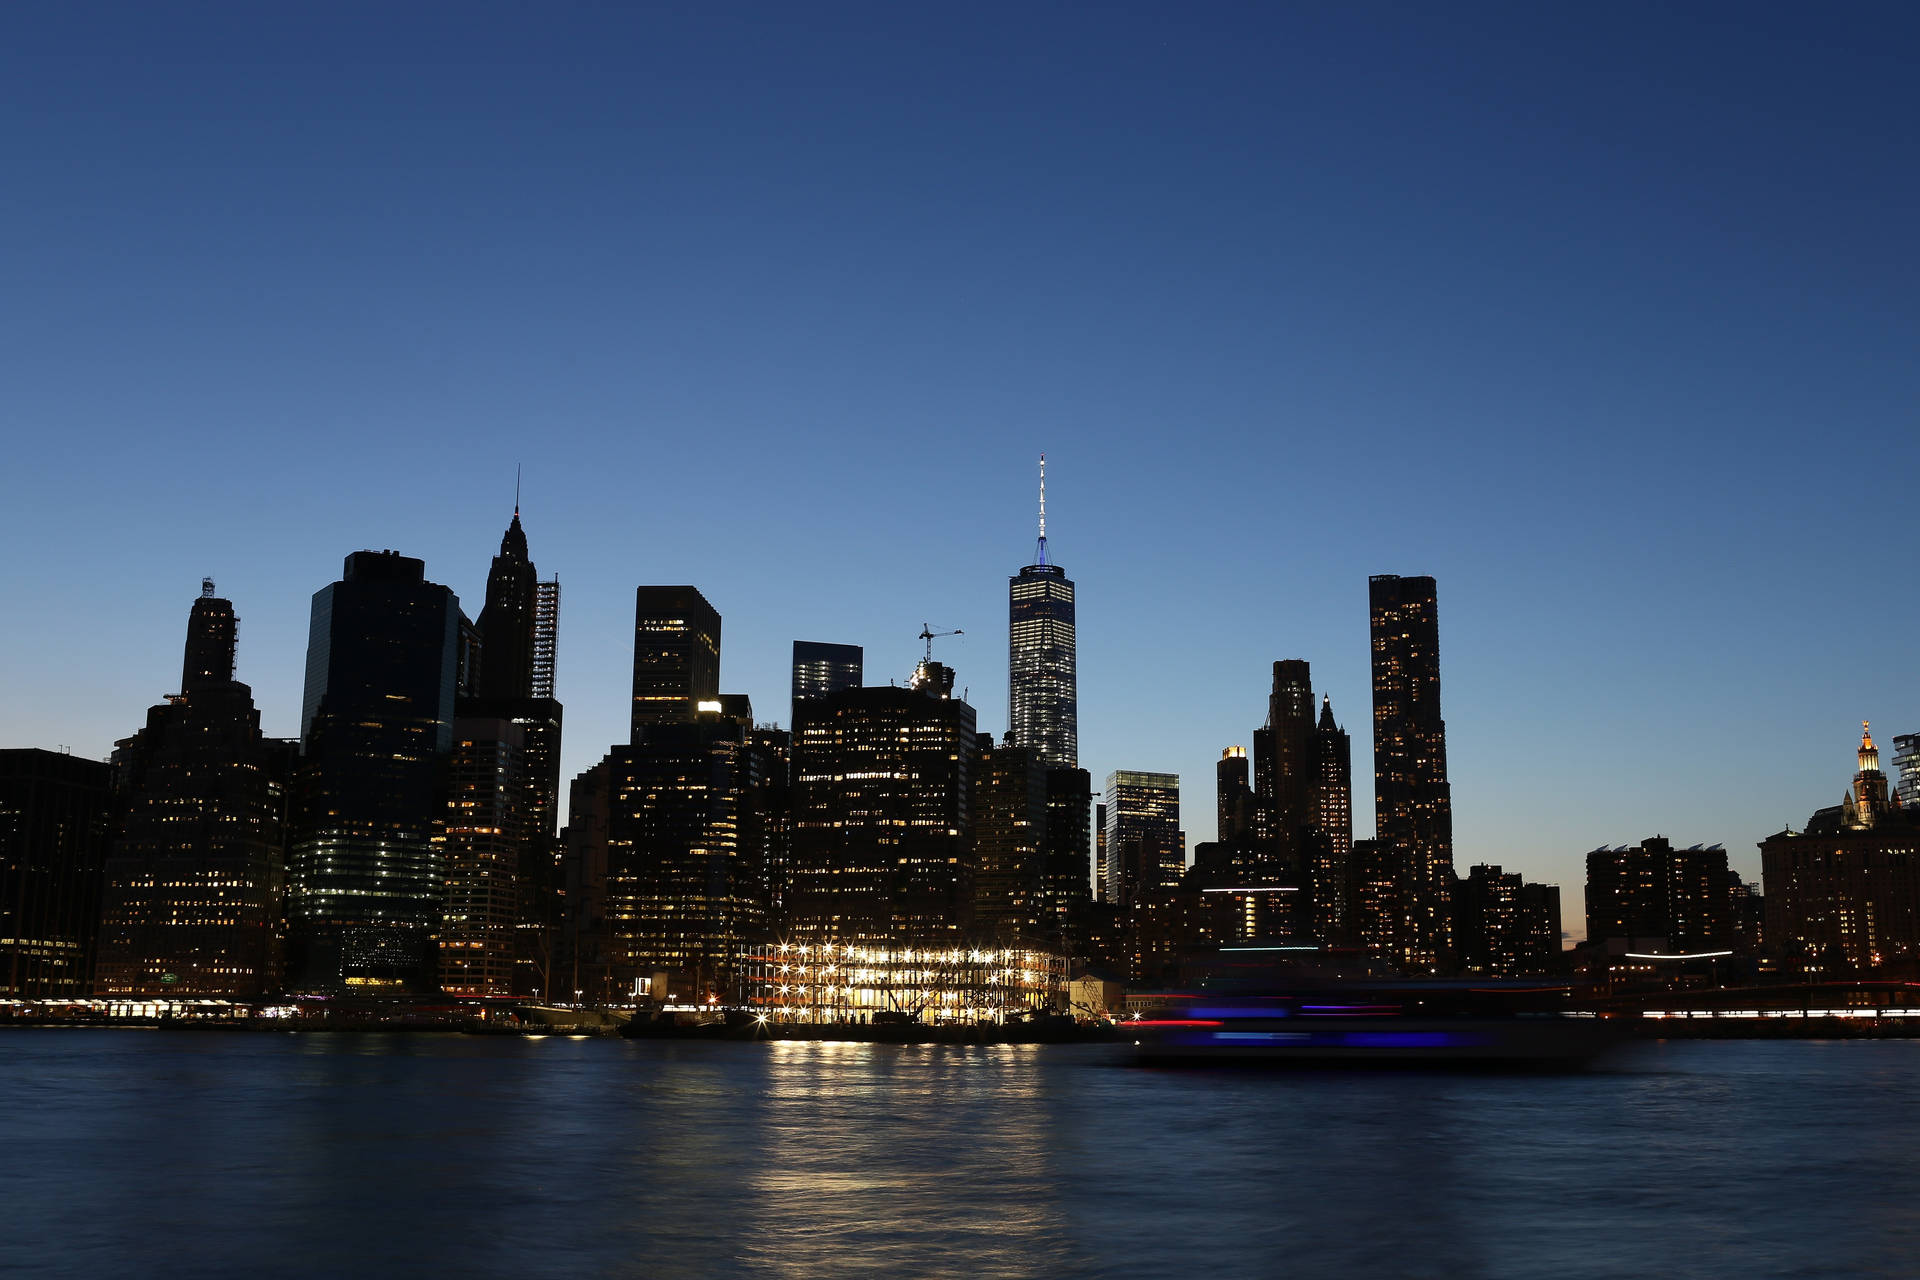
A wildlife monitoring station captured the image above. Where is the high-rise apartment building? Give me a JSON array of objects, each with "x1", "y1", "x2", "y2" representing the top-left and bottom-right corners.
[
  {"x1": 789, "y1": 665, "x2": 978, "y2": 945},
  {"x1": 791, "y1": 642, "x2": 863, "y2": 722},
  {"x1": 96, "y1": 583, "x2": 290, "y2": 998},
  {"x1": 1370, "y1": 574, "x2": 1454, "y2": 972},
  {"x1": 1585, "y1": 837, "x2": 1732, "y2": 952},
  {"x1": 1309, "y1": 696, "x2": 1353, "y2": 945},
  {"x1": 630, "y1": 586, "x2": 721, "y2": 737},
  {"x1": 0, "y1": 750, "x2": 114, "y2": 997},
  {"x1": 1103, "y1": 771, "x2": 1181, "y2": 908},
  {"x1": 287, "y1": 550, "x2": 460, "y2": 993},
  {"x1": 1458, "y1": 864, "x2": 1561, "y2": 977},
  {"x1": 1008, "y1": 456, "x2": 1077, "y2": 769}
]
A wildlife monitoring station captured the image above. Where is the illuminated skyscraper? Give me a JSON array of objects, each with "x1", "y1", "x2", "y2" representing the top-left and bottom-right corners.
[
  {"x1": 631, "y1": 586, "x2": 721, "y2": 737},
  {"x1": 1009, "y1": 456, "x2": 1077, "y2": 768},
  {"x1": 287, "y1": 551, "x2": 460, "y2": 993},
  {"x1": 789, "y1": 666, "x2": 978, "y2": 945},
  {"x1": 1370, "y1": 574, "x2": 1454, "y2": 972},
  {"x1": 974, "y1": 737, "x2": 1047, "y2": 942},
  {"x1": 436, "y1": 716, "x2": 529, "y2": 997},
  {"x1": 1309, "y1": 695, "x2": 1353, "y2": 945},
  {"x1": 96, "y1": 582, "x2": 290, "y2": 998},
  {"x1": 1103, "y1": 771, "x2": 1181, "y2": 907}
]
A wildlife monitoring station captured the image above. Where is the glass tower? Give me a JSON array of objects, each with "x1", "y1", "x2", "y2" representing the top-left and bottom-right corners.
[{"x1": 1009, "y1": 455, "x2": 1077, "y2": 768}]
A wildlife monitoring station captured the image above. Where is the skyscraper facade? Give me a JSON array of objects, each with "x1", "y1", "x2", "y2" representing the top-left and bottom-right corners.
[
  {"x1": 1585, "y1": 836, "x2": 1732, "y2": 951},
  {"x1": 791, "y1": 641, "x2": 863, "y2": 721},
  {"x1": 1309, "y1": 696, "x2": 1353, "y2": 945},
  {"x1": 1216, "y1": 747, "x2": 1253, "y2": 847},
  {"x1": 789, "y1": 668, "x2": 978, "y2": 945},
  {"x1": 1369, "y1": 574, "x2": 1455, "y2": 972},
  {"x1": 1103, "y1": 771, "x2": 1181, "y2": 908},
  {"x1": 96, "y1": 583, "x2": 290, "y2": 998},
  {"x1": 1008, "y1": 457, "x2": 1077, "y2": 769},
  {"x1": 0, "y1": 749, "x2": 113, "y2": 998},
  {"x1": 630, "y1": 586, "x2": 721, "y2": 737},
  {"x1": 287, "y1": 550, "x2": 460, "y2": 993},
  {"x1": 974, "y1": 737, "x2": 1048, "y2": 941},
  {"x1": 436, "y1": 716, "x2": 529, "y2": 997}
]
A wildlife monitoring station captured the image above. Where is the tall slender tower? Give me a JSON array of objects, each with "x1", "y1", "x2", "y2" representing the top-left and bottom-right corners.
[
  {"x1": 1009, "y1": 455, "x2": 1077, "y2": 769},
  {"x1": 1370, "y1": 573, "x2": 1453, "y2": 972},
  {"x1": 475, "y1": 501, "x2": 537, "y2": 701}
]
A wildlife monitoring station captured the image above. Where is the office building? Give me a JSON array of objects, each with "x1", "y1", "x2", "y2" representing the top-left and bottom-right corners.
[
  {"x1": 1216, "y1": 747, "x2": 1253, "y2": 847},
  {"x1": 1103, "y1": 771, "x2": 1181, "y2": 908},
  {"x1": 630, "y1": 586, "x2": 721, "y2": 737},
  {"x1": 789, "y1": 665, "x2": 978, "y2": 946},
  {"x1": 974, "y1": 737, "x2": 1048, "y2": 941},
  {"x1": 1370, "y1": 574, "x2": 1455, "y2": 972},
  {"x1": 286, "y1": 550, "x2": 460, "y2": 993},
  {"x1": 0, "y1": 750, "x2": 114, "y2": 997},
  {"x1": 436, "y1": 716, "x2": 529, "y2": 997},
  {"x1": 1008, "y1": 456, "x2": 1078, "y2": 768},
  {"x1": 1761, "y1": 724, "x2": 1920, "y2": 970},
  {"x1": 791, "y1": 642, "x2": 863, "y2": 722},
  {"x1": 96, "y1": 583, "x2": 291, "y2": 998},
  {"x1": 1458, "y1": 864, "x2": 1561, "y2": 977},
  {"x1": 1309, "y1": 696, "x2": 1353, "y2": 945}
]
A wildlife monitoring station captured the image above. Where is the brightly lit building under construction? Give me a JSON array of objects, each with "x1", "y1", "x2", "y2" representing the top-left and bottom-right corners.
[{"x1": 738, "y1": 941, "x2": 1066, "y2": 1024}]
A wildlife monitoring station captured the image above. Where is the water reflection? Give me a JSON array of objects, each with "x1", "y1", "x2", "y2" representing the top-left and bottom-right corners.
[{"x1": 5, "y1": 1034, "x2": 1920, "y2": 1279}]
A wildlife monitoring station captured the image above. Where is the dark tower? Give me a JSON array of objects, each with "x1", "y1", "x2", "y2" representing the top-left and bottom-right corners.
[
  {"x1": 1308, "y1": 695, "x2": 1353, "y2": 945},
  {"x1": 1216, "y1": 747, "x2": 1253, "y2": 846},
  {"x1": 1009, "y1": 455, "x2": 1078, "y2": 768},
  {"x1": 1252, "y1": 659, "x2": 1315, "y2": 876},
  {"x1": 97, "y1": 584, "x2": 289, "y2": 998},
  {"x1": 1369, "y1": 573, "x2": 1454, "y2": 972},
  {"x1": 180, "y1": 579, "x2": 236, "y2": 691},
  {"x1": 0, "y1": 750, "x2": 114, "y2": 997},
  {"x1": 287, "y1": 551, "x2": 460, "y2": 993},
  {"x1": 631, "y1": 587, "x2": 722, "y2": 737},
  {"x1": 475, "y1": 503, "x2": 537, "y2": 701}
]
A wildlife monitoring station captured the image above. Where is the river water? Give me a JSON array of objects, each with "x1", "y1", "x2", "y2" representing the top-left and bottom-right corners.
[{"x1": 3, "y1": 1032, "x2": 1916, "y2": 1279}]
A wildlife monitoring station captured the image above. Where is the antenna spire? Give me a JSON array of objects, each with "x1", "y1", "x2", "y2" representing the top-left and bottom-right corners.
[
  {"x1": 514, "y1": 464, "x2": 522, "y2": 516},
  {"x1": 1036, "y1": 453, "x2": 1048, "y2": 565}
]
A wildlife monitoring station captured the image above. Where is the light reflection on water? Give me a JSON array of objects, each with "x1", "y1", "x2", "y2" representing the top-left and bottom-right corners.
[{"x1": 5, "y1": 1032, "x2": 1920, "y2": 1279}]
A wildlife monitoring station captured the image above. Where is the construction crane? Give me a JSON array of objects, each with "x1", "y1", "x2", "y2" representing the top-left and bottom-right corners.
[{"x1": 919, "y1": 623, "x2": 963, "y2": 663}]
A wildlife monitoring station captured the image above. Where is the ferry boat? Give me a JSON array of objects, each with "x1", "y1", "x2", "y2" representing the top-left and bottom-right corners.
[{"x1": 1130, "y1": 972, "x2": 1625, "y2": 1069}]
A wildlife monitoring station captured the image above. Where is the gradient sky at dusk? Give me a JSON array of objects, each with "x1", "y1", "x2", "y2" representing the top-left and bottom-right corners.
[{"x1": 5, "y1": 3, "x2": 1917, "y2": 936}]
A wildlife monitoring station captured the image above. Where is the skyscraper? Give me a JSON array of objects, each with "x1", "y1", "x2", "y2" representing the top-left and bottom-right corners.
[
  {"x1": 1009, "y1": 456, "x2": 1077, "y2": 769},
  {"x1": 974, "y1": 736, "x2": 1048, "y2": 942},
  {"x1": 461, "y1": 505, "x2": 564, "y2": 997},
  {"x1": 287, "y1": 550, "x2": 460, "y2": 993},
  {"x1": 631, "y1": 586, "x2": 721, "y2": 737},
  {"x1": 1252, "y1": 659, "x2": 1316, "y2": 874},
  {"x1": 0, "y1": 750, "x2": 113, "y2": 998},
  {"x1": 1216, "y1": 747, "x2": 1253, "y2": 847},
  {"x1": 96, "y1": 582, "x2": 290, "y2": 998},
  {"x1": 1585, "y1": 837, "x2": 1731, "y2": 952},
  {"x1": 1103, "y1": 771, "x2": 1181, "y2": 908},
  {"x1": 791, "y1": 641, "x2": 863, "y2": 722},
  {"x1": 789, "y1": 665, "x2": 978, "y2": 945},
  {"x1": 1309, "y1": 695, "x2": 1353, "y2": 945},
  {"x1": 1370, "y1": 574, "x2": 1454, "y2": 972},
  {"x1": 436, "y1": 716, "x2": 530, "y2": 997}
]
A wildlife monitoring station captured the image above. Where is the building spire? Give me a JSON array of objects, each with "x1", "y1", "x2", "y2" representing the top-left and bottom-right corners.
[
  {"x1": 1036, "y1": 453, "x2": 1048, "y2": 565},
  {"x1": 514, "y1": 464, "x2": 522, "y2": 518}
]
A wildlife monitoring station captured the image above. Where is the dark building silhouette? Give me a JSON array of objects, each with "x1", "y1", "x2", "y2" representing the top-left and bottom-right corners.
[
  {"x1": 1585, "y1": 836, "x2": 1732, "y2": 953},
  {"x1": 1216, "y1": 747, "x2": 1253, "y2": 847},
  {"x1": 0, "y1": 749, "x2": 113, "y2": 997},
  {"x1": 286, "y1": 551, "x2": 460, "y2": 993},
  {"x1": 436, "y1": 716, "x2": 529, "y2": 997},
  {"x1": 1348, "y1": 837, "x2": 1397, "y2": 964},
  {"x1": 789, "y1": 663, "x2": 978, "y2": 945},
  {"x1": 974, "y1": 737, "x2": 1048, "y2": 941},
  {"x1": 1041, "y1": 766, "x2": 1094, "y2": 949},
  {"x1": 460, "y1": 506, "x2": 564, "y2": 997},
  {"x1": 96, "y1": 583, "x2": 291, "y2": 998},
  {"x1": 1761, "y1": 724, "x2": 1920, "y2": 970},
  {"x1": 1370, "y1": 574, "x2": 1454, "y2": 972},
  {"x1": 630, "y1": 586, "x2": 721, "y2": 737},
  {"x1": 791, "y1": 642, "x2": 863, "y2": 723},
  {"x1": 1103, "y1": 771, "x2": 1180, "y2": 908},
  {"x1": 1253, "y1": 660, "x2": 1316, "y2": 872},
  {"x1": 1008, "y1": 455, "x2": 1078, "y2": 768},
  {"x1": 559, "y1": 760, "x2": 613, "y2": 1004}
]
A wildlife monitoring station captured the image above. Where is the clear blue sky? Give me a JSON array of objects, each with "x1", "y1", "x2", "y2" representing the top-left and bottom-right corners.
[{"x1": 5, "y1": 3, "x2": 1916, "y2": 938}]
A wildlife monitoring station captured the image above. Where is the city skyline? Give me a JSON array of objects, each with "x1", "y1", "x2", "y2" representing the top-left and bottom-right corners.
[{"x1": 6, "y1": 5, "x2": 1919, "y2": 937}]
